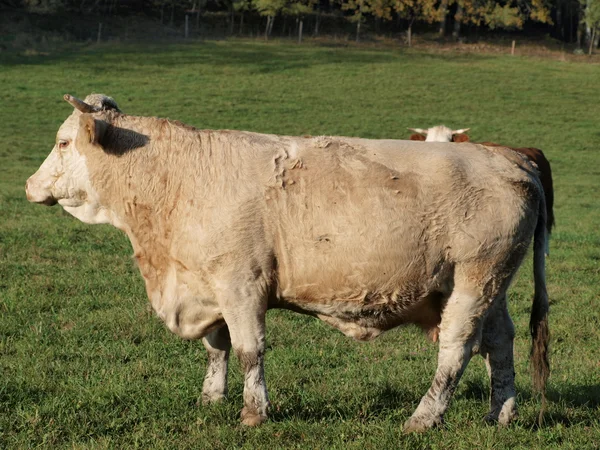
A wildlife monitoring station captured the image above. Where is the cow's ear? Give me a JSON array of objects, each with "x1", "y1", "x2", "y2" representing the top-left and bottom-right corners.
[
  {"x1": 78, "y1": 113, "x2": 108, "y2": 147},
  {"x1": 409, "y1": 133, "x2": 426, "y2": 141},
  {"x1": 453, "y1": 134, "x2": 470, "y2": 143}
]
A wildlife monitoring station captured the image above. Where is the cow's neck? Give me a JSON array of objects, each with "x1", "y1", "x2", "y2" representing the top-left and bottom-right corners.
[{"x1": 92, "y1": 116, "x2": 246, "y2": 291}]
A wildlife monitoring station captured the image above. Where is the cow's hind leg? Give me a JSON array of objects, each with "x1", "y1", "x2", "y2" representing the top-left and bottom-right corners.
[
  {"x1": 480, "y1": 293, "x2": 517, "y2": 426},
  {"x1": 201, "y1": 326, "x2": 231, "y2": 404},
  {"x1": 404, "y1": 286, "x2": 487, "y2": 433}
]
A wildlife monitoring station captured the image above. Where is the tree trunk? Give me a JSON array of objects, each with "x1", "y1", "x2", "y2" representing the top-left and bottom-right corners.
[
  {"x1": 160, "y1": 3, "x2": 164, "y2": 25},
  {"x1": 240, "y1": 11, "x2": 244, "y2": 35},
  {"x1": 453, "y1": 4, "x2": 463, "y2": 39},
  {"x1": 356, "y1": 20, "x2": 360, "y2": 42},
  {"x1": 589, "y1": 27, "x2": 597, "y2": 55},
  {"x1": 230, "y1": 8, "x2": 235, "y2": 35},
  {"x1": 407, "y1": 19, "x2": 413, "y2": 47},
  {"x1": 438, "y1": 0, "x2": 448, "y2": 37},
  {"x1": 269, "y1": 15, "x2": 275, "y2": 36},
  {"x1": 298, "y1": 19, "x2": 303, "y2": 43},
  {"x1": 577, "y1": 13, "x2": 585, "y2": 49},
  {"x1": 313, "y1": 9, "x2": 320, "y2": 37},
  {"x1": 265, "y1": 16, "x2": 271, "y2": 41},
  {"x1": 568, "y1": 0, "x2": 572, "y2": 43},
  {"x1": 556, "y1": 0, "x2": 564, "y2": 40},
  {"x1": 265, "y1": 16, "x2": 271, "y2": 40},
  {"x1": 169, "y1": 0, "x2": 175, "y2": 27}
]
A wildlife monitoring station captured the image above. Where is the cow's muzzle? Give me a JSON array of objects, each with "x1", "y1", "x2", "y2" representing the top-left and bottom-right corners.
[{"x1": 25, "y1": 177, "x2": 58, "y2": 206}]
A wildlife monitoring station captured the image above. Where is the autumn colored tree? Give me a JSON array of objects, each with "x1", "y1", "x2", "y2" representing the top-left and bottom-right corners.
[
  {"x1": 391, "y1": 0, "x2": 441, "y2": 46},
  {"x1": 445, "y1": 0, "x2": 552, "y2": 37}
]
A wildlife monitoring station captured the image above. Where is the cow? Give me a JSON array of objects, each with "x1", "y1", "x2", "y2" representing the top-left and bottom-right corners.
[
  {"x1": 408, "y1": 125, "x2": 555, "y2": 251},
  {"x1": 26, "y1": 94, "x2": 550, "y2": 432},
  {"x1": 407, "y1": 125, "x2": 470, "y2": 143}
]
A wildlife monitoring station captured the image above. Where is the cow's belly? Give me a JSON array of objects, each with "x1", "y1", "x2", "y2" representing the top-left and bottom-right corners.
[
  {"x1": 276, "y1": 281, "x2": 451, "y2": 341},
  {"x1": 147, "y1": 265, "x2": 223, "y2": 340}
]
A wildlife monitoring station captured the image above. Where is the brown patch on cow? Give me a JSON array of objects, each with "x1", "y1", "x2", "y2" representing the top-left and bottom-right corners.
[
  {"x1": 482, "y1": 142, "x2": 554, "y2": 234},
  {"x1": 409, "y1": 134, "x2": 426, "y2": 141},
  {"x1": 236, "y1": 350, "x2": 263, "y2": 372},
  {"x1": 452, "y1": 134, "x2": 470, "y2": 143}
]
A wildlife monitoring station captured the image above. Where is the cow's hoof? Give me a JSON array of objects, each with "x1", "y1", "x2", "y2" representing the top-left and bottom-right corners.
[
  {"x1": 484, "y1": 413, "x2": 497, "y2": 424},
  {"x1": 403, "y1": 416, "x2": 441, "y2": 433},
  {"x1": 201, "y1": 392, "x2": 226, "y2": 405},
  {"x1": 484, "y1": 411, "x2": 516, "y2": 427},
  {"x1": 241, "y1": 408, "x2": 267, "y2": 426},
  {"x1": 485, "y1": 400, "x2": 517, "y2": 426}
]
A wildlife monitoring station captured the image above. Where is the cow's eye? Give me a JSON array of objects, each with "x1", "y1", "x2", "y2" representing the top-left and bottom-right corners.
[{"x1": 58, "y1": 140, "x2": 69, "y2": 150}]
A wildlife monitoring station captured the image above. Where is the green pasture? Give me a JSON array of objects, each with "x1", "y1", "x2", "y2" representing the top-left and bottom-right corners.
[{"x1": 1, "y1": 40, "x2": 599, "y2": 448}]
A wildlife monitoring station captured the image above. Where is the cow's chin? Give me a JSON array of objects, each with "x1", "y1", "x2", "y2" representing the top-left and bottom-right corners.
[
  {"x1": 61, "y1": 200, "x2": 116, "y2": 226},
  {"x1": 58, "y1": 198, "x2": 84, "y2": 208}
]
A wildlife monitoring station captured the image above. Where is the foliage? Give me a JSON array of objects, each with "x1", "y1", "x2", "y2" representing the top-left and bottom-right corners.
[
  {"x1": 1, "y1": 40, "x2": 600, "y2": 448},
  {"x1": 450, "y1": 0, "x2": 553, "y2": 30},
  {"x1": 580, "y1": 0, "x2": 600, "y2": 30},
  {"x1": 6, "y1": 0, "x2": 563, "y2": 37},
  {"x1": 391, "y1": 0, "x2": 441, "y2": 23}
]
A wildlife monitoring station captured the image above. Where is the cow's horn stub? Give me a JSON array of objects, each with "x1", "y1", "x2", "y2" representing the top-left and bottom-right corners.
[{"x1": 64, "y1": 94, "x2": 99, "y2": 113}]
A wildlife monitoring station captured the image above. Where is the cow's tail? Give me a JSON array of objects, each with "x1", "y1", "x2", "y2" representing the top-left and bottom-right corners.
[{"x1": 530, "y1": 186, "x2": 550, "y2": 426}]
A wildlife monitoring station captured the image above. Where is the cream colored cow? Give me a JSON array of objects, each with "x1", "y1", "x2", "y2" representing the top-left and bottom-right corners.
[{"x1": 26, "y1": 94, "x2": 549, "y2": 431}]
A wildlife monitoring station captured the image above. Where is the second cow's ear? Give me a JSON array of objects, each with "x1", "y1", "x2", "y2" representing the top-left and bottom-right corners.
[{"x1": 78, "y1": 113, "x2": 108, "y2": 147}]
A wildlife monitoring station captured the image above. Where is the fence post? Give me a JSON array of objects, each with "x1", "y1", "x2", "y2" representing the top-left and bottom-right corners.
[
  {"x1": 511, "y1": 40, "x2": 516, "y2": 55},
  {"x1": 185, "y1": 15, "x2": 189, "y2": 38}
]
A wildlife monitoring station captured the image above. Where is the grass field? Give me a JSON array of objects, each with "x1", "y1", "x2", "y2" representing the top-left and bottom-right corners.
[{"x1": 1, "y1": 40, "x2": 599, "y2": 448}]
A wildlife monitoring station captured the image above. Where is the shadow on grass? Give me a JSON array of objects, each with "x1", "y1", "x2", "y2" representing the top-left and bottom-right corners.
[
  {"x1": 0, "y1": 39, "x2": 493, "y2": 70},
  {"x1": 267, "y1": 377, "x2": 600, "y2": 427},
  {"x1": 461, "y1": 378, "x2": 600, "y2": 428}
]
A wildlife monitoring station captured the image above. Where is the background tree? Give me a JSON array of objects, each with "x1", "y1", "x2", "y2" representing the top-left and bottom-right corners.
[
  {"x1": 234, "y1": 0, "x2": 253, "y2": 34},
  {"x1": 339, "y1": 0, "x2": 372, "y2": 42},
  {"x1": 284, "y1": 0, "x2": 317, "y2": 42},
  {"x1": 254, "y1": 0, "x2": 286, "y2": 38},
  {"x1": 580, "y1": 0, "x2": 600, "y2": 52},
  {"x1": 391, "y1": 0, "x2": 440, "y2": 46}
]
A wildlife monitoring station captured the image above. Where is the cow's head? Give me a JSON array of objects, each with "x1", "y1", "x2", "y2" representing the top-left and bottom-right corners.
[
  {"x1": 25, "y1": 94, "x2": 122, "y2": 224},
  {"x1": 408, "y1": 125, "x2": 470, "y2": 143}
]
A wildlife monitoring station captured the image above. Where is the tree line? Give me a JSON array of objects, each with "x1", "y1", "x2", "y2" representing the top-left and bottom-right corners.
[{"x1": 7, "y1": 0, "x2": 600, "y2": 50}]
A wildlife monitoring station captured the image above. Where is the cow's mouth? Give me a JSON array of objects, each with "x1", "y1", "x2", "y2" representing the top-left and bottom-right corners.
[
  {"x1": 25, "y1": 181, "x2": 58, "y2": 206},
  {"x1": 28, "y1": 195, "x2": 58, "y2": 206},
  {"x1": 39, "y1": 197, "x2": 58, "y2": 206}
]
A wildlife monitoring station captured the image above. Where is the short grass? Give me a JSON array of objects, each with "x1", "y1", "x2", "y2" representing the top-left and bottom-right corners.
[{"x1": 1, "y1": 40, "x2": 599, "y2": 449}]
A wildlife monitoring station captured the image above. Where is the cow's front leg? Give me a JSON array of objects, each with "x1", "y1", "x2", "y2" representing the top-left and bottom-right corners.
[
  {"x1": 404, "y1": 287, "x2": 487, "y2": 433},
  {"x1": 219, "y1": 285, "x2": 269, "y2": 426},
  {"x1": 201, "y1": 326, "x2": 231, "y2": 404}
]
